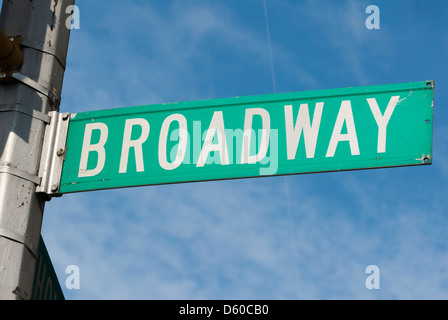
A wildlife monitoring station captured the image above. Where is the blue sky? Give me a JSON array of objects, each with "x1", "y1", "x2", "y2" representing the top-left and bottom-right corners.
[{"x1": 11, "y1": 0, "x2": 448, "y2": 299}]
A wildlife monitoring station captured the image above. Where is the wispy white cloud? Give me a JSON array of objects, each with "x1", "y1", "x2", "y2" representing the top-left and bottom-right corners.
[
  {"x1": 44, "y1": 164, "x2": 448, "y2": 300},
  {"x1": 62, "y1": 0, "x2": 319, "y2": 114},
  {"x1": 63, "y1": 1, "x2": 261, "y2": 111},
  {"x1": 281, "y1": 0, "x2": 394, "y2": 86},
  {"x1": 45, "y1": 179, "x2": 306, "y2": 299}
]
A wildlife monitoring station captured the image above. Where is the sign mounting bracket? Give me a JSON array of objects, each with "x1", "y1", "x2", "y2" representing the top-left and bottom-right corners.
[{"x1": 36, "y1": 111, "x2": 70, "y2": 197}]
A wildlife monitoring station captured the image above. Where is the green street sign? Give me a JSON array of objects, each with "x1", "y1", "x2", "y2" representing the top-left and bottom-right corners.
[
  {"x1": 59, "y1": 81, "x2": 434, "y2": 194},
  {"x1": 31, "y1": 236, "x2": 64, "y2": 300}
]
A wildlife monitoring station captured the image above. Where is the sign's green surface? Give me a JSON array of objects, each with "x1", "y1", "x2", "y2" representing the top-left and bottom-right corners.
[
  {"x1": 60, "y1": 81, "x2": 434, "y2": 194},
  {"x1": 31, "y1": 236, "x2": 64, "y2": 300}
]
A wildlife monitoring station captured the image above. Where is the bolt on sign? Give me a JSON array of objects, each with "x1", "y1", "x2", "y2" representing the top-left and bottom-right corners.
[{"x1": 57, "y1": 81, "x2": 434, "y2": 194}]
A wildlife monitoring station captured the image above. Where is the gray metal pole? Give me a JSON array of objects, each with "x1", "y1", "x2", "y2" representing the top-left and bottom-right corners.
[{"x1": 0, "y1": 0, "x2": 74, "y2": 300}]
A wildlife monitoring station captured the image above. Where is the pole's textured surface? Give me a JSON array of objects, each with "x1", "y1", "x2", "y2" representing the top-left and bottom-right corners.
[{"x1": 0, "y1": 0, "x2": 74, "y2": 300}]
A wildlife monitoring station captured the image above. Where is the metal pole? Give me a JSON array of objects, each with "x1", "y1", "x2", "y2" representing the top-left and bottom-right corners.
[{"x1": 0, "y1": 0, "x2": 74, "y2": 300}]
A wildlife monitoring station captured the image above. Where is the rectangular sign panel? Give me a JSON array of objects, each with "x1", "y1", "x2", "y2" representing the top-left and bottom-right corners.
[
  {"x1": 59, "y1": 81, "x2": 434, "y2": 194},
  {"x1": 31, "y1": 236, "x2": 64, "y2": 300}
]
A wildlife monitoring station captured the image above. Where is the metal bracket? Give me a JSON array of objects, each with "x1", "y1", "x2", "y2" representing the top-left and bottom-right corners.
[
  {"x1": 0, "y1": 164, "x2": 41, "y2": 185},
  {"x1": 0, "y1": 227, "x2": 38, "y2": 258},
  {"x1": 0, "y1": 103, "x2": 51, "y2": 123},
  {"x1": 20, "y1": 36, "x2": 67, "y2": 70},
  {"x1": 36, "y1": 111, "x2": 70, "y2": 196},
  {"x1": 1, "y1": 34, "x2": 65, "y2": 70},
  {"x1": 0, "y1": 71, "x2": 61, "y2": 108}
]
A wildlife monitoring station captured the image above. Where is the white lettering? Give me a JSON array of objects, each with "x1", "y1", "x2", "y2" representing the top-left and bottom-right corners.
[
  {"x1": 159, "y1": 114, "x2": 188, "y2": 170},
  {"x1": 79, "y1": 123, "x2": 108, "y2": 177},
  {"x1": 196, "y1": 111, "x2": 229, "y2": 167},
  {"x1": 326, "y1": 100, "x2": 360, "y2": 157},
  {"x1": 241, "y1": 108, "x2": 271, "y2": 164},
  {"x1": 285, "y1": 103, "x2": 324, "y2": 160},
  {"x1": 367, "y1": 96, "x2": 399, "y2": 153},
  {"x1": 119, "y1": 118, "x2": 150, "y2": 174}
]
